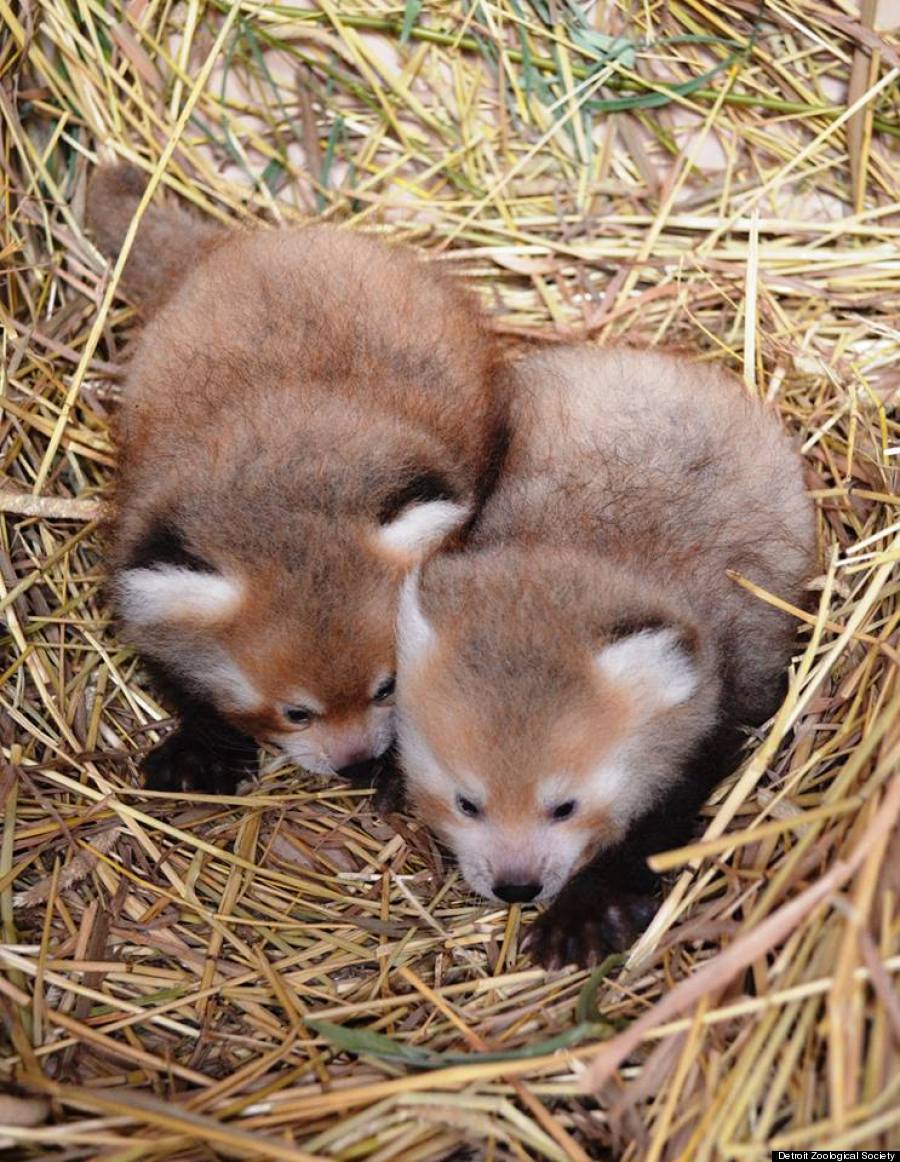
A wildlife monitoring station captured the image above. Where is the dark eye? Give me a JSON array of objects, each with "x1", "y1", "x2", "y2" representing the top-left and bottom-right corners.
[
  {"x1": 551, "y1": 799, "x2": 577, "y2": 822},
  {"x1": 456, "y1": 794, "x2": 481, "y2": 819},
  {"x1": 284, "y1": 706, "x2": 314, "y2": 727},
  {"x1": 372, "y1": 675, "x2": 396, "y2": 703}
]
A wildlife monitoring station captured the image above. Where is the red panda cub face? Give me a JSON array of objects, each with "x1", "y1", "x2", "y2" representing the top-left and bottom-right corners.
[
  {"x1": 223, "y1": 573, "x2": 400, "y2": 779},
  {"x1": 395, "y1": 556, "x2": 710, "y2": 904},
  {"x1": 116, "y1": 498, "x2": 470, "y2": 778}
]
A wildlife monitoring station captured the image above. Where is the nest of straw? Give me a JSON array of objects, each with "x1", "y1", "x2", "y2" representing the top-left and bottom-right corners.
[{"x1": 2, "y1": 1, "x2": 899, "y2": 1158}]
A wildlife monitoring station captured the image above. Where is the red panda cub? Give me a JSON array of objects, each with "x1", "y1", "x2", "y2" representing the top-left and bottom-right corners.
[
  {"x1": 86, "y1": 165, "x2": 505, "y2": 794},
  {"x1": 396, "y1": 346, "x2": 815, "y2": 967}
]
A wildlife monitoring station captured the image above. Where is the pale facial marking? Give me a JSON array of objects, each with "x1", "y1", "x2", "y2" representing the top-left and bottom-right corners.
[
  {"x1": 199, "y1": 650, "x2": 264, "y2": 714},
  {"x1": 577, "y1": 755, "x2": 631, "y2": 809},
  {"x1": 395, "y1": 710, "x2": 450, "y2": 799},
  {"x1": 272, "y1": 702, "x2": 395, "y2": 775},
  {"x1": 283, "y1": 688, "x2": 326, "y2": 717},
  {"x1": 450, "y1": 814, "x2": 589, "y2": 904},
  {"x1": 536, "y1": 771, "x2": 582, "y2": 813},
  {"x1": 398, "y1": 626, "x2": 701, "y2": 904},
  {"x1": 369, "y1": 704, "x2": 397, "y2": 760},
  {"x1": 397, "y1": 718, "x2": 606, "y2": 903},
  {"x1": 396, "y1": 569, "x2": 435, "y2": 665},
  {"x1": 377, "y1": 500, "x2": 471, "y2": 559},
  {"x1": 268, "y1": 734, "x2": 335, "y2": 776},
  {"x1": 118, "y1": 566, "x2": 242, "y2": 626}
]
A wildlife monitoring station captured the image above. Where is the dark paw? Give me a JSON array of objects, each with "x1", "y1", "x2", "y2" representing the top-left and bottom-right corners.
[
  {"x1": 337, "y1": 758, "x2": 383, "y2": 786},
  {"x1": 365, "y1": 746, "x2": 404, "y2": 814},
  {"x1": 141, "y1": 726, "x2": 257, "y2": 794},
  {"x1": 525, "y1": 890, "x2": 657, "y2": 970},
  {"x1": 371, "y1": 766, "x2": 407, "y2": 816}
]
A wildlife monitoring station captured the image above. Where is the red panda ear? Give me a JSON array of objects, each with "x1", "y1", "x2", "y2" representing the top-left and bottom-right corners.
[
  {"x1": 374, "y1": 500, "x2": 471, "y2": 564},
  {"x1": 116, "y1": 566, "x2": 243, "y2": 627},
  {"x1": 85, "y1": 164, "x2": 226, "y2": 310},
  {"x1": 396, "y1": 568, "x2": 435, "y2": 664},
  {"x1": 594, "y1": 625, "x2": 699, "y2": 710}
]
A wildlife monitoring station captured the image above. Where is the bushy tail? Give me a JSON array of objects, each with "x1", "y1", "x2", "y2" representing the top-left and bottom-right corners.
[{"x1": 85, "y1": 164, "x2": 227, "y2": 310}]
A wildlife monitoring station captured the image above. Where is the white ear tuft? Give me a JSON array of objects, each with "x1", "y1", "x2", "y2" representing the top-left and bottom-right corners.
[
  {"x1": 396, "y1": 568, "x2": 434, "y2": 664},
  {"x1": 595, "y1": 626, "x2": 699, "y2": 710},
  {"x1": 377, "y1": 500, "x2": 471, "y2": 561},
  {"x1": 117, "y1": 566, "x2": 242, "y2": 627}
]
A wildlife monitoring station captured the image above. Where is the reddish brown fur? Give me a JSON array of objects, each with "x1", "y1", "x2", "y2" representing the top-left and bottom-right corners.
[
  {"x1": 87, "y1": 165, "x2": 506, "y2": 779},
  {"x1": 411, "y1": 620, "x2": 633, "y2": 815},
  {"x1": 475, "y1": 347, "x2": 816, "y2": 724},
  {"x1": 107, "y1": 223, "x2": 504, "y2": 566},
  {"x1": 404, "y1": 543, "x2": 711, "y2": 841},
  {"x1": 396, "y1": 346, "x2": 816, "y2": 912}
]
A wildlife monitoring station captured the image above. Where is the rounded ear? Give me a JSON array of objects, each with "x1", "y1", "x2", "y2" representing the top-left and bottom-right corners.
[
  {"x1": 396, "y1": 567, "x2": 435, "y2": 666},
  {"x1": 594, "y1": 624, "x2": 700, "y2": 710},
  {"x1": 375, "y1": 499, "x2": 472, "y2": 563},
  {"x1": 116, "y1": 566, "x2": 243, "y2": 627},
  {"x1": 85, "y1": 164, "x2": 226, "y2": 310}
]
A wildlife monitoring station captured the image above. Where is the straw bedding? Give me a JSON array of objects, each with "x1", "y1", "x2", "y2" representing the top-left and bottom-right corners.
[{"x1": 1, "y1": 1, "x2": 899, "y2": 1158}]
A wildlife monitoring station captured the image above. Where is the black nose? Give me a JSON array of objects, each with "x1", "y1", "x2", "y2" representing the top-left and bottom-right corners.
[
  {"x1": 494, "y1": 881, "x2": 542, "y2": 904},
  {"x1": 336, "y1": 758, "x2": 379, "y2": 785}
]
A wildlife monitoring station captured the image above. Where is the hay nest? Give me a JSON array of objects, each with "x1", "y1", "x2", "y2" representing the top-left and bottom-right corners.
[{"x1": 2, "y1": 2, "x2": 899, "y2": 1158}]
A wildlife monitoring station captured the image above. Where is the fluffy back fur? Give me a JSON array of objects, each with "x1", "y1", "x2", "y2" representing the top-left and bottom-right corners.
[
  {"x1": 88, "y1": 165, "x2": 506, "y2": 784},
  {"x1": 475, "y1": 346, "x2": 814, "y2": 724},
  {"x1": 396, "y1": 346, "x2": 815, "y2": 906}
]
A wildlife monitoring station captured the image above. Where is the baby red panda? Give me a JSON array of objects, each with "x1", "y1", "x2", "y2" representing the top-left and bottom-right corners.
[
  {"x1": 86, "y1": 165, "x2": 506, "y2": 793},
  {"x1": 395, "y1": 346, "x2": 815, "y2": 967}
]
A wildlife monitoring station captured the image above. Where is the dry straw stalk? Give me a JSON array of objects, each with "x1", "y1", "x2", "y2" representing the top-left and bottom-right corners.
[{"x1": 1, "y1": 1, "x2": 899, "y2": 1159}]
